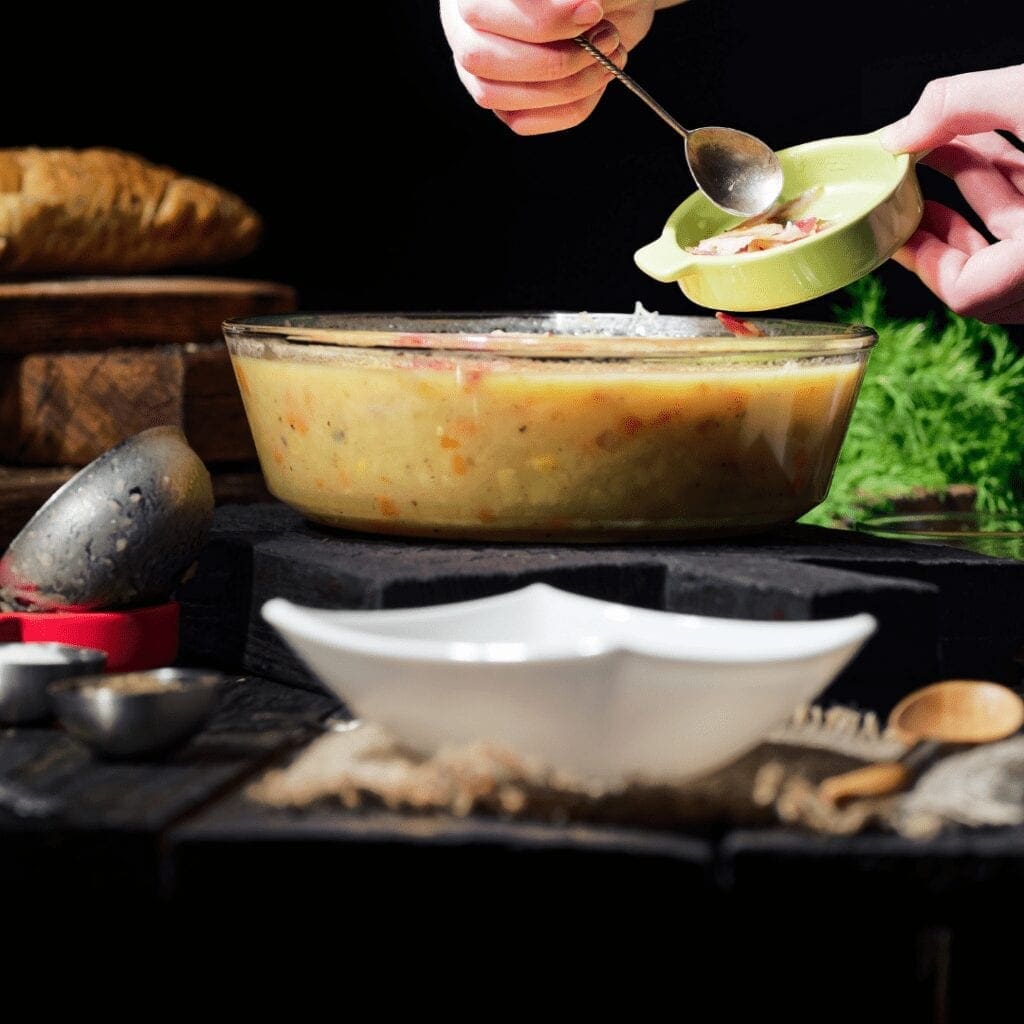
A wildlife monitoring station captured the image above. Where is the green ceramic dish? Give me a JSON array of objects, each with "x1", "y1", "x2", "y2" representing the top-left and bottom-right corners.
[{"x1": 634, "y1": 132, "x2": 923, "y2": 312}]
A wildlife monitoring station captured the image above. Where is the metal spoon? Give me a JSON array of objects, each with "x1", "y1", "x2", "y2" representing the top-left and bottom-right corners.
[
  {"x1": 818, "y1": 680, "x2": 1024, "y2": 805},
  {"x1": 575, "y1": 35, "x2": 783, "y2": 218}
]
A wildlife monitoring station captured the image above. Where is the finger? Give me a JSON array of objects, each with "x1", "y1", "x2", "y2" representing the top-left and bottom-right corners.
[
  {"x1": 464, "y1": 44, "x2": 626, "y2": 112},
  {"x1": 919, "y1": 143, "x2": 1024, "y2": 239},
  {"x1": 448, "y1": 20, "x2": 621, "y2": 83},
  {"x1": 458, "y1": 0, "x2": 604, "y2": 43},
  {"x1": 495, "y1": 84, "x2": 609, "y2": 135},
  {"x1": 893, "y1": 224, "x2": 1024, "y2": 320},
  {"x1": 593, "y1": 1, "x2": 657, "y2": 51},
  {"x1": 925, "y1": 131, "x2": 1024, "y2": 195},
  {"x1": 879, "y1": 64, "x2": 1024, "y2": 154},
  {"x1": 969, "y1": 297, "x2": 1024, "y2": 324},
  {"x1": 913, "y1": 199, "x2": 990, "y2": 255}
]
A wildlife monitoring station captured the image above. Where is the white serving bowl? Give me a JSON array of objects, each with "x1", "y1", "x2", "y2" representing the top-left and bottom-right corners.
[{"x1": 262, "y1": 584, "x2": 876, "y2": 785}]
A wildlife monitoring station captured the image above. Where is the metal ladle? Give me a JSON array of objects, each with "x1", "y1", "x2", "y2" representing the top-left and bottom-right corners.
[
  {"x1": 575, "y1": 35, "x2": 783, "y2": 218},
  {"x1": 0, "y1": 425, "x2": 214, "y2": 612}
]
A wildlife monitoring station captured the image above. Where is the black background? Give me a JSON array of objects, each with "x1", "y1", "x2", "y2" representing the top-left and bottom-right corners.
[{"x1": 7, "y1": 1, "x2": 1023, "y2": 335}]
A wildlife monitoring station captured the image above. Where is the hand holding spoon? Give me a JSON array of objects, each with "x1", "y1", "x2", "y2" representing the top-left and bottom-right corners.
[
  {"x1": 818, "y1": 680, "x2": 1024, "y2": 805},
  {"x1": 574, "y1": 35, "x2": 783, "y2": 218}
]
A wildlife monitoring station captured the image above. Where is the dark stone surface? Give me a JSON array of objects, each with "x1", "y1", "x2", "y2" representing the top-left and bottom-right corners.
[{"x1": 177, "y1": 503, "x2": 1024, "y2": 713}]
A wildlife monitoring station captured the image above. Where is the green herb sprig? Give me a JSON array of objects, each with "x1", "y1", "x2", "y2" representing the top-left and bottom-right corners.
[{"x1": 801, "y1": 275, "x2": 1024, "y2": 527}]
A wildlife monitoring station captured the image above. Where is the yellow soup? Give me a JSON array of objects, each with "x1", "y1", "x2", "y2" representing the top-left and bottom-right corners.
[{"x1": 230, "y1": 343, "x2": 865, "y2": 541}]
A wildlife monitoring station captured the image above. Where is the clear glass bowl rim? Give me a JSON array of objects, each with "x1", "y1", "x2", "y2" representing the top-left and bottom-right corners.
[
  {"x1": 223, "y1": 312, "x2": 877, "y2": 361},
  {"x1": 856, "y1": 511, "x2": 1024, "y2": 540}
]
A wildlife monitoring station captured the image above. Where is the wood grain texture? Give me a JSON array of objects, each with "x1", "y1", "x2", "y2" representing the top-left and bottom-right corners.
[
  {"x1": 0, "y1": 276, "x2": 296, "y2": 353},
  {"x1": 0, "y1": 466, "x2": 72, "y2": 550},
  {"x1": 0, "y1": 675, "x2": 336, "y2": 905},
  {"x1": 818, "y1": 761, "x2": 913, "y2": 805},
  {"x1": 182, "y1": 345, "x2": 258, "y2": 463},
  {"x1": 0, "y1": 342, "x2": 255, "y2": 465}
]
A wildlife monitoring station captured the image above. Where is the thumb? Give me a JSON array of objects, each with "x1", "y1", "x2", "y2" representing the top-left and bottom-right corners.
[
  {"x1": 880, "y1": 64, "x2": 1024, "y2": 154},
  {"x1": 878, "y1": 114, "x2": 920, "y2": 155}
]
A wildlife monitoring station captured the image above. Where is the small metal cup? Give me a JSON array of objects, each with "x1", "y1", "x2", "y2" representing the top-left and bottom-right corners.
[
  {"x1": 0, "y1": 643, "x2": 108, "y2": 724},
  {"x1": 48, "y1": 667, "x2": 226, "y2": 758}
]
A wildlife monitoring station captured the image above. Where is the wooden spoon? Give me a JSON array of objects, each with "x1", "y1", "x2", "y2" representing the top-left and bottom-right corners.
[{"x1": 817, "y1": 680, "x2": 1024, "y2": 805}]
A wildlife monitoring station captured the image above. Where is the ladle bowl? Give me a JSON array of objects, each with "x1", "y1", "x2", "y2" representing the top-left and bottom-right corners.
[{"x1": 0, "y1": 426, "x2": 214, "y2": 611}]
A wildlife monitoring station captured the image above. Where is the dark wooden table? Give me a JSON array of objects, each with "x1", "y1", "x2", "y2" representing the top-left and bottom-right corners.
[{"x1": 2, "y1": 670, "x2": 1022, "y2": 1016}]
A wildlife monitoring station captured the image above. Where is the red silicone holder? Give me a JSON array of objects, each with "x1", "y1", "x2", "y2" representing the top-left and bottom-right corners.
[{"x1": 0, "y1": 601, "x2": 180, "y2": 672}]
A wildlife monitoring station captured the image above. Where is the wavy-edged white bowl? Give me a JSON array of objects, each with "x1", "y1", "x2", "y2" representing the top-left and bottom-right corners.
[{"x1": 262, "y1": 584, "x2": 876, "y2": 784}]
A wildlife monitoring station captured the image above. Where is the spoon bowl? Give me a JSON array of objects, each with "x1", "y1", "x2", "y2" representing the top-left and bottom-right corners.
[
  {"x1": 574, "y1": 36, "x2": 782, "y2": 218},
  {"x1": 888, "y1": 679, "x2": 1024, "y2": 746},
  {"x1": 684, "y1": 126, "x2": 785, "y2": 221}
]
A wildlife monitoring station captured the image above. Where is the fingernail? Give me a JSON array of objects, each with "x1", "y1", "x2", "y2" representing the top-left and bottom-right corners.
[
  {"x1": 573, "y1": 2, "x2": 604, "y2": 26},
  {"x1": 588, "y1": 25, "x2": 619, "y2": 52}
]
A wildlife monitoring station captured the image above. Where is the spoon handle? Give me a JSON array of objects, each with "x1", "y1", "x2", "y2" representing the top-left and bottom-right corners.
[
  {"x1": 817, "y1": 739, "x2": 945, "y2": 805},
  {"x1": 817, "y1": 760, "x2": 913, "y2": 805},
  {"x1": 573, "y1": 36, "x2": 691, "y2": 141}
]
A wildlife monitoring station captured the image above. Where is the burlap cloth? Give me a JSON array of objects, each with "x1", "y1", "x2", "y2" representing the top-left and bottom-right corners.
[{"x1": 248, "y1": 706, "x2": 1024, "y2": 839}]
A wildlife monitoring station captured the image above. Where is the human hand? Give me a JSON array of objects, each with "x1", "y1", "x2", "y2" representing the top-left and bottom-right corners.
[
  {"x1": 439, "y1": 1, "x2": 683, "y2": 136},
  {"x1": 880, "y1": 64, "x2": 1024, "y2": 324}
]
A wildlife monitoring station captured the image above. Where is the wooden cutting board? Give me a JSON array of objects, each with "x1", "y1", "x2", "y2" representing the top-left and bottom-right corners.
[
  {"x1": 0, "y1": 275, "x2": 297, "y2": 465},
  {"x1": 0, "y1": 276, "x2": 297, "y2": 353},
  {"x1": 1, "y1": 343, "x2": 257, "y2": 465}
]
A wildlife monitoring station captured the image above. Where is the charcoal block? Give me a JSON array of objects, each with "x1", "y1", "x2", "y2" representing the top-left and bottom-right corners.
[
  {"x1": 663, "y1": 553, "x2": 939, "y2": 710},
  {"x1": 176, "y1": 504, "x2": 1024, "y2": 712},
  {"x1": 758, "y1": 523, "x2": 1024, "y2": 643}
]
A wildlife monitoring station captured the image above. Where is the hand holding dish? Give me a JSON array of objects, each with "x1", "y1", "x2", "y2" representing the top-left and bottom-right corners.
[{"x1": 635, "y1": 132, "x2": 924, "y2": 311}]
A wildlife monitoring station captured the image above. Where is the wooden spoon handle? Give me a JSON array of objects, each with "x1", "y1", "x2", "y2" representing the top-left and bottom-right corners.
[{"x1": 818, "y1": 761, "x2": 913, "y2": 805}]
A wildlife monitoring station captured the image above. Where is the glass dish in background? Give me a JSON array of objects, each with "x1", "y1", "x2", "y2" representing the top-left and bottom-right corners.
[{"x1": 856, "y1": 512, "x2": 1024, "y2": 561}]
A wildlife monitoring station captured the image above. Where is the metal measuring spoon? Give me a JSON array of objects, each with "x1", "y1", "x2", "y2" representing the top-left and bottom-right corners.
[{"x1": 575, "y1": 35, "x2": 783, "y2": 218}]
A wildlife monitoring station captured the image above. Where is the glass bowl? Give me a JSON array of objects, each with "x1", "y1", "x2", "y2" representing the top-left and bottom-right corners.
[
  {"x1": 856, "y1": 511, "x2": 1024, "y2": 561},
  {"x1": 222, "y1": 312, "x2": 876, "y2": 542}
]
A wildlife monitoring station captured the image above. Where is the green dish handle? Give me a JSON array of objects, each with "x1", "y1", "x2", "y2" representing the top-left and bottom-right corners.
[{"x1": 634, "y1": 229, "x2": 695, "y2": 282}]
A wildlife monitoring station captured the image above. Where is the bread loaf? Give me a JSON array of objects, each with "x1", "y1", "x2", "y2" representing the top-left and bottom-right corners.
[{"x1": 0, "y1": 147, "x2": 262, "y2": 275}]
